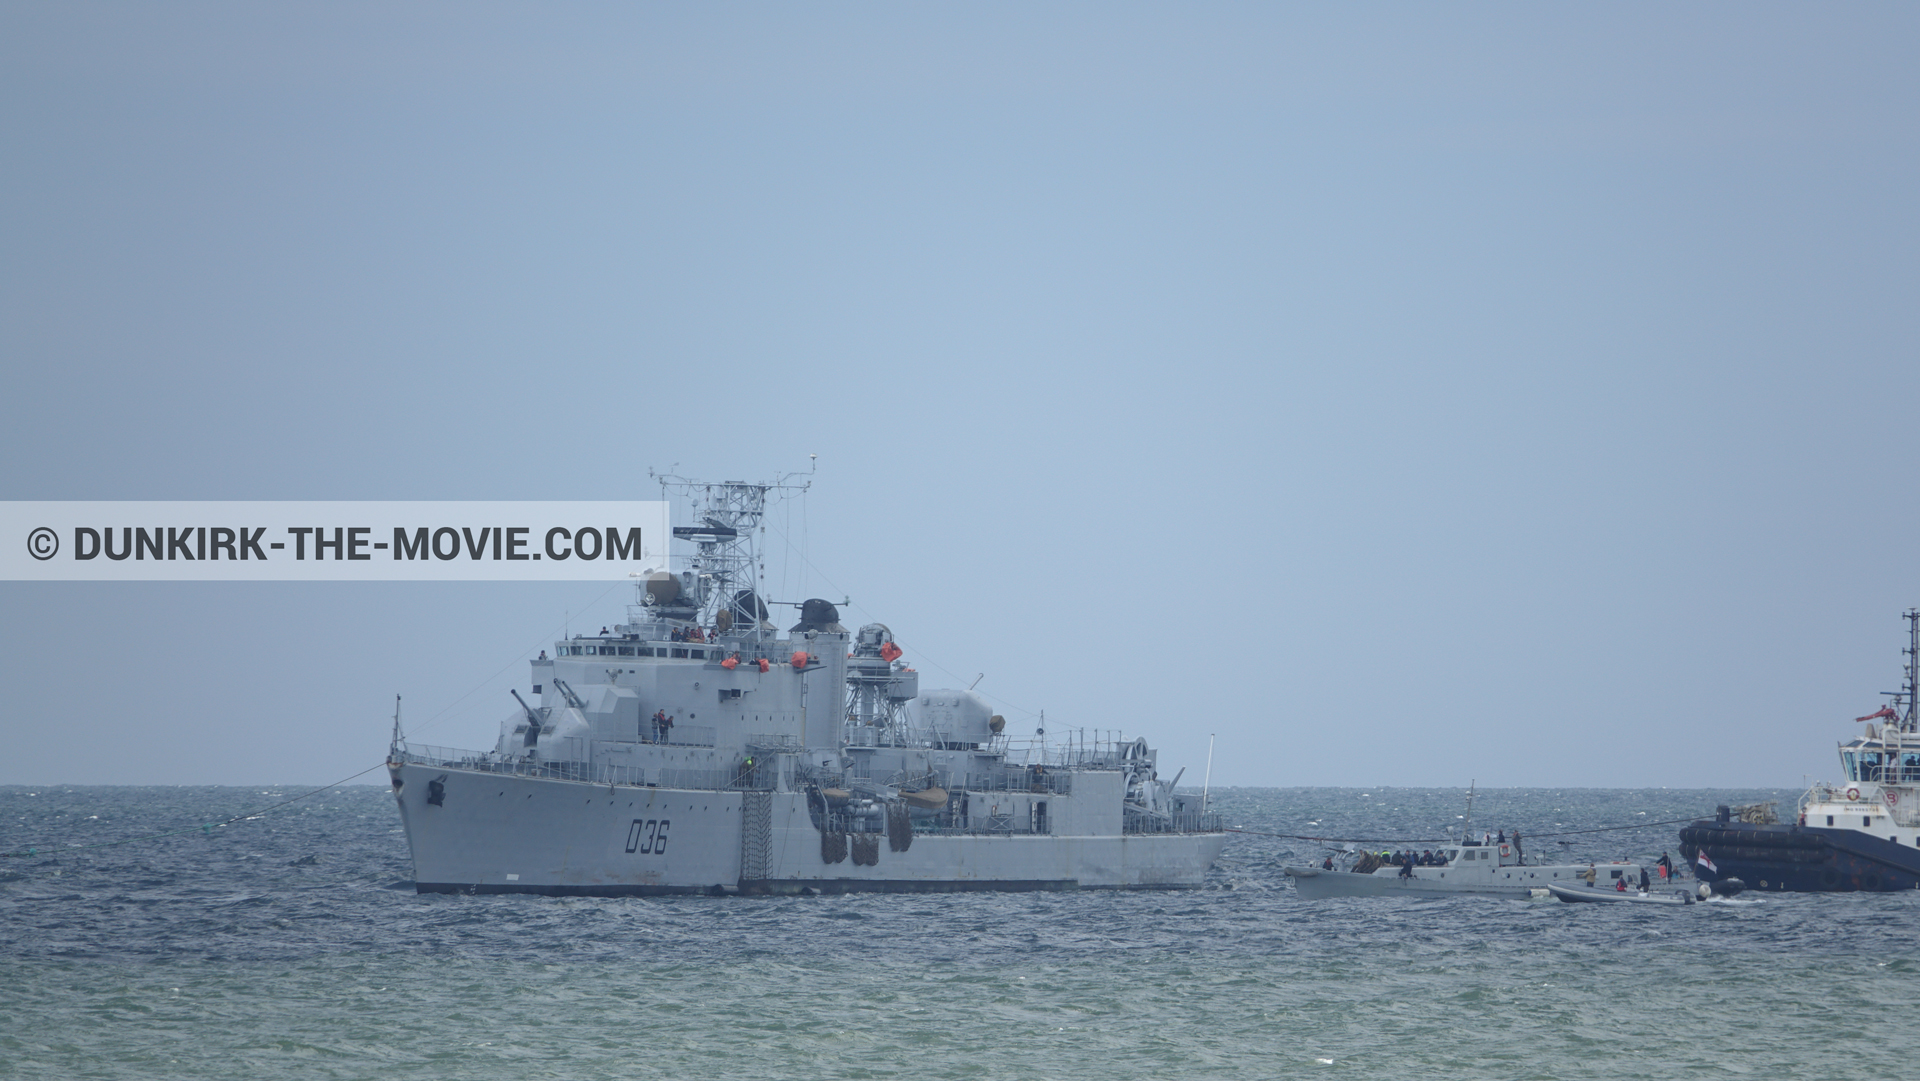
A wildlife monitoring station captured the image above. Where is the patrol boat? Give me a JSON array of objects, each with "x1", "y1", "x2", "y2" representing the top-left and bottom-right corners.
[
  {"x1": 386, "y1": 473, "x2": 1227, "y2": 895},
  {"x1": 1286, "y1": 840, "x2": 1646, "y2": 900},
  {"x1": 1679, "y1": 609, "x2": 1920, "y2": 893},
  {"x1": 1285, "y1": 785, "x2": 1649, "y2": 899}
]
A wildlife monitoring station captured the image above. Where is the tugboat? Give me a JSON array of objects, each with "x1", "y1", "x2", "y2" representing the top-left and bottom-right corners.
[
  {"x1": 1679, "y1": 609, "x2": 1920, "y2": 893},
  {"x1": 386, "y1": 472, "x2": 1227, "y2": 895}
]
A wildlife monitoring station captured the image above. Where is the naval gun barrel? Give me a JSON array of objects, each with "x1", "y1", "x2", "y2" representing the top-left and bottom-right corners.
[
  {"x1": 550, "y1": 678, "x2": 586, "y2": 710},
  {"x1": 508, "y1": 688, "x2": 545, "y2": 750}
]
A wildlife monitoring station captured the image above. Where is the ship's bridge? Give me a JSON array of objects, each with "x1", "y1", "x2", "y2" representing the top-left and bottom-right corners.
[{"x1": 1840, "y1": 739, "x2": 1920, "y2": 784}]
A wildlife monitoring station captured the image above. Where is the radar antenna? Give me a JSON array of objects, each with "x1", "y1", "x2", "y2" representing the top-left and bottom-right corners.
[{"x1": 646, "y1": 464, "x2": 815, "y2": 641}]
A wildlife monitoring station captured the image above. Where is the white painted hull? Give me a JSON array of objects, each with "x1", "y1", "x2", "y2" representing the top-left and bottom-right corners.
[{"x1": 1547, "y1": 883, "x2": 1691, "y2": 905}]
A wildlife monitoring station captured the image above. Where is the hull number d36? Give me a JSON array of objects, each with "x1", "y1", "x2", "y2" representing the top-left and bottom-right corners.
[{"x1": 625, "y1": 818, "x2": 670, "y2": 855}]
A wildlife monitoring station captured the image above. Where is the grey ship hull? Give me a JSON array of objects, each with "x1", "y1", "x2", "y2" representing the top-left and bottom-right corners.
[{"x1": 394, "y1": 761, "x2": 1227, "y2": 895}]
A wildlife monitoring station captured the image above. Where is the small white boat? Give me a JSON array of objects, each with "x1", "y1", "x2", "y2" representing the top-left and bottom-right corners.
[{"x1": 1547, "y1": 882, "x2": 1693, "y2": 905}]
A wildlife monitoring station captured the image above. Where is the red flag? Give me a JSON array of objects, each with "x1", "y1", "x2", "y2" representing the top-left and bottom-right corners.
[
  {"x1": 1856, "y1": 706, "x2": 1898, "y2": 723},
  {"x1": 1696, "y1": 849, "x2": 1717, "y2": 873}
]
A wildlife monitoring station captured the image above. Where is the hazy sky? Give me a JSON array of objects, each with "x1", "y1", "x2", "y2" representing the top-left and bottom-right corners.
[{"x1": 3, "y1": 4, "x2": 1915, "y2": 788}]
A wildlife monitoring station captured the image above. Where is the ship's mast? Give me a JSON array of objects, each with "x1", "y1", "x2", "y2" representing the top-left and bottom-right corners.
[
  {"x1": 647, "y1": 467, "x2": 813, "y2": 640},
  {"x1": 1904, "y1": 608, "x2": 1918, "y2": 733}
]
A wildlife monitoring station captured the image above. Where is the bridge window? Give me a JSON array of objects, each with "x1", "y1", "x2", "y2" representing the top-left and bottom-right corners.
[{"x1": 618, "y1": 647, "x2": 634, "y2": 657}]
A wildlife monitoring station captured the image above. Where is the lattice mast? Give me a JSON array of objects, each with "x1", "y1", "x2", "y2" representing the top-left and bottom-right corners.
[
  {"x1": 1903, "y1": 608, "x2": 1919, "y2": 733},
  {"x1": 646, "y1": 467, "x2": 812, "y2": 643},
  {"x1": 845, "y1": 626, "x2": 914, "y2": 745}
]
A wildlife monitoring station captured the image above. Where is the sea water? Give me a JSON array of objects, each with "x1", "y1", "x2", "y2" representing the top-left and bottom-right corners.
[{"x1": 3, "y1": 784, "x2": 1914, "y2": 1080}]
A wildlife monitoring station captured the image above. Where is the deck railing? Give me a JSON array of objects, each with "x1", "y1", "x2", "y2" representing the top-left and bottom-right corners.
[
  {"x1": 391, "y1": 744, "x2": 1217, "y2": 820},
  {"x1": 1124, "y1": 809, "x2": 1224, "y2": 834},
  {"x1": 391, "y1": 743, "x2": 771, "y2": 791}
]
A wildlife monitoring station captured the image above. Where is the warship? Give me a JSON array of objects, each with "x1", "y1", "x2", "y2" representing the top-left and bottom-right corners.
[
  {"x1": 387, "y1": 473, "x2": 1227, "y2": 895},
  {"x1": 1679, "y1": 609, "x2": 1920, "y2": 893}
]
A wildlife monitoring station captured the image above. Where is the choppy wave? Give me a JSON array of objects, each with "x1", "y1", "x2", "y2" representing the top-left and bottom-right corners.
[{"x1": 2, "y1": 784, "x2": 1914, "y2": 1079}]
